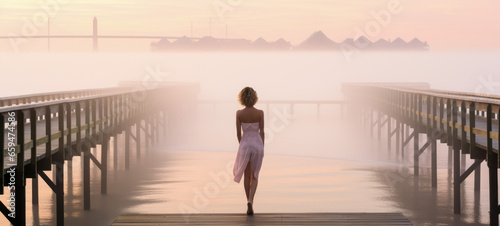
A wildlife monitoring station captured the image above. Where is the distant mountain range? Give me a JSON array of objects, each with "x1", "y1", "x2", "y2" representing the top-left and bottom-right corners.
[{"x1": 151, "y1": 30, "x2": 429, "y2": 51}]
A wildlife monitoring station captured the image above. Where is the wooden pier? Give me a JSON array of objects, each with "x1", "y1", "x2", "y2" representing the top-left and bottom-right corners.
[
  {"x1": 342, "y1": 83, "x2": 500, "y2": 226},
  {"x1": 111, "y1": 213, "x2": 412, "y2": 225},
  {"x1": 0, "y1": 82, "x2": 199, "y2": 226}
]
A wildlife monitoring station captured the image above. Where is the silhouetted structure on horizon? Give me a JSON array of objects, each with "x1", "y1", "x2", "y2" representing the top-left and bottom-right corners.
[{"x1": 150, "y1": 30, "x2": 429, "y2": 51}]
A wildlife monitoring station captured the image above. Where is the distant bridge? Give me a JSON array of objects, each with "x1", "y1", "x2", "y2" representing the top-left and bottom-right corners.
[{"x1": 0, "y1": 17, "x2": 237, "y2": 51}]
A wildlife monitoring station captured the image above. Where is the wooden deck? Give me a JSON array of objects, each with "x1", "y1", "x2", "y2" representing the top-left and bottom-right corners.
[{"x1": 111, "y1": 213, "x2": 413, "y2": 225}]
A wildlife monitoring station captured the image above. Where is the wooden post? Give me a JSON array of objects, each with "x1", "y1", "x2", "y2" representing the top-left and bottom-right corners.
[
  {"x1": 414, "y1": 94, "x2": 420, "y2": 176},
  {"x1": 125, "y1": 126, "x2": 130, "y2": 170},
  {"x1": 431, "y1": 97, "x2": 437, "y2": 188},
  {"x1": 469, "y1": 103, "x2": 480, "y2": 192},
  {"x1": 67, "y1": 103, "x2": 73, "y2": 160},
  {"x1": 136, "y1": 121, "x2": 141, "y2": 159},
  {"x1": 453, "y1": 99, "x2": 461, "y2": 214},
  {"x1": 43, "y1": 106, "x2": 52, "y2": 170},
  {"x1": 387, "y1": 116, "x2": 392, "y2": 152},
  {"x1": 370, "y1": 107, "x2": 374, "y2": 138},
  {"x1": 401, "y1": 94, "x2": 405, "y2": 161},
  {"x1": 76, "y1": 102, "x2": 82, "y2": 155},
  {"x1": 101, "y1": 98, "x2": 109, "y2": 195},
  {"x1": 152, "y1": 112, "x2": 157, "y2": 145},
  {"x1": 92, "y1": 100, "x2": 97, "y2": 143},
  {"x1": 55, "y1": 161, "x2": 64, "y2": 226},
  {"x1": 378, "y1": 110, "x2": 382, "y2": 141},
  {"x1": 0, "y1": 113, "x2": 3, "y2": 195},
  {"x1": 114, "y1": 135, "x2": 118, "y2": 171},
  {"x1": 29, "y1": 108, "x2": 40, "y2": 206},
  {"x1": 83, "y1": 102, "x2": 91, "y2": 210},
  {"x1": 145, "y1": 117, "x2": 150, "y2": 152},
  {"x1": 487, "y1": 104, "x2": 499, "y2": 225},
  {"x1": 15, "y1": 110, "x2": 26, "y2": 225}
]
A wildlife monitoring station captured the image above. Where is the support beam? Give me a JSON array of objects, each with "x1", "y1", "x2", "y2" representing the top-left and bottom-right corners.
[
  {"x1": 114, "y1": 135, "x2": 118, "y2": 171},
  {"x1": 414, "y1": 132, "x2": 419, "y2": 176},
  {"x1": 76, "y1": 102, "x2": 82, "y2": 155},
  {"x1": 414, "y1": 94, "x2": 421, "y2": 177},
  {"x1": 56, "y1": 162, "x2": 64, "y2": 226},
  {"x1": 469, "y1": 103, "x2": 481, "y2": 192},
  {"x1": 431, "y1": 97, "x2": 437, "y2": 188},
  {"x1": 475, "y1": 163, "x2": 481, "y2": 192},
  {"x1": 15, "y1": 110, "x2": 26, "y2": 225},
  {"x1": 154, "y1": 112, "x2": 159, "y2": 145},
  {"x1": 145, "y1": 117, "x2": 150, "y2": 152},
  {"x1": 400, "y1": 121, "x2": 405, "y2": 161},
  {"x1": 150, "y1": 114, "x2": 155, "y2": 146},
  {"x1": 490, "y1": 105, "x2": 499, "y2": 226},
  {"x1": 378, "y1": 111, "x2": 382, "y2": 141},
  {"x1": 402, "y1": 131, "x2": 415, "y2": 148},
  {"x1": 101, "y1": 135, "x2": 108, "y2": 194},
  {"x1": 0, "y1": 202, "x2": 15, "y2": 225},
  {"x1": 370, "y1": 107, "x2": 374, "y2": 137},
  {"x1": 66, "y1": 103, "x2": 72, "y2": 160},
  {"x1": 38, "y1": 171, "x2": 56, "y2": 192},
  {"x1": 458, "y1": 159, "x2": 484, "y2": 184},
  {"x1": 395, "y1": 121, "x2": 400, "y2": 158},
  {"x1": 0, "y1": 113, "x2": 3, "y2": 195},
  {"x1": 136, "y1": 122, "x2": 141, "y2": 159},
  {"x1": 453, "y1": 100, "x2": 461, "y2": 215},
  {"x1": 28, "y1": 108, "x2": 37, "y2": 178},
  {"x1": 387, "y1": 116, "x2": 392, "y2": 152},
  {"x1": 417, "y1": 140, "x2": 431, "y2": 157},
  {"x1": 83, "y1": 100, "x2": 91, "y2": 210},
  {"x1": 125, "y1": 126, "x2": 130, "y2": 170},
  {"x1": 83, "y1": 148, "x2": 91, "y2": 210},
  {"x1": 30, "y1": 108, "x2": 40, "y2": 206},
  {"x1": 92, "y1": 100, "x2": 97, "y2": 145},
  {"x1": 448, "y1": 145, "x2": 453, "y2": 169},
  {"x1": 42, "y1": 106, "x2": 52, "y2": 170}
]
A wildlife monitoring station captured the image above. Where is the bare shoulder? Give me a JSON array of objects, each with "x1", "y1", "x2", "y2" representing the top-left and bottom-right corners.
[{"x1": 259, "y1": 109, "x2": 264, "y2": 115}]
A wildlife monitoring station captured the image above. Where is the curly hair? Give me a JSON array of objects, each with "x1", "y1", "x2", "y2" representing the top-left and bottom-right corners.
[{"x1": 238, "y1": 87, "x2": 258, "y2": 107}]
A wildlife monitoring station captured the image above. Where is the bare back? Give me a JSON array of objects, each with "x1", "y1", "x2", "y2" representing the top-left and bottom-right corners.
[
  {"x1": 237, "y1": 107, "x2": 263, "y2": 123},
  {"x1": 236, "y1": 107, "x2": 265, "y2": 144}
]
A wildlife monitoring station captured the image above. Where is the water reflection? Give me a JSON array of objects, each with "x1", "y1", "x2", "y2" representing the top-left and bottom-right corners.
[
  {"x1": 371, "y1": 159, "x2": 489, "y2": 225},
  {"x1": 0, "y1": 107, "x2": 494, "y2": 226}
]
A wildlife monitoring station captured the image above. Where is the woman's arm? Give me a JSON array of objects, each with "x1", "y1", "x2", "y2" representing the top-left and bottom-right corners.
[
  {"x1": 236, "y1": 110, "x2": 242, "y2": 143},
  {"x1": 259, "y1": 110, "x2": 265, "y2": 145}
]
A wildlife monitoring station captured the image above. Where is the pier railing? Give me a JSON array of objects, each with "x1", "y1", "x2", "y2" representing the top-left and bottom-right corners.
[
  {"x1": 0, "y1": 82, "x2": 199, "y2": 226},
  {"x1": 342, "y1": 83, "x2": 500, "y2": 225},
  {"x1": 0, "y1": 87, "x2": 132, "y2": 107}
]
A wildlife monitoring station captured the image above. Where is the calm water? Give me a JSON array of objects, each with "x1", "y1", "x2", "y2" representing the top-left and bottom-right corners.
[
  {"x1": 0, "y1": 51, "x2": 498, "y2": 225},
  {"x1": 0, "y1": 109, "x2": 493, "y2": 226}
]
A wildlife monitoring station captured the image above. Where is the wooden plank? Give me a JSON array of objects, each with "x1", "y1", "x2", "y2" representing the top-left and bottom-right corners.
[{"x1": 111, "y1": 213, "x2": 413, "y2": 226}]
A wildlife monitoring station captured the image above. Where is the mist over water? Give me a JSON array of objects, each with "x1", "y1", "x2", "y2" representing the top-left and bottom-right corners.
[
  {"x1": 1, "y1": 51, "x2": 499, "y2": 225},
  {"x1": 1, "y1": 51, "x2": 499, "y2": 160},
  {"x1": 1, "y1": 51, "x2": 499, "y2": 99}
]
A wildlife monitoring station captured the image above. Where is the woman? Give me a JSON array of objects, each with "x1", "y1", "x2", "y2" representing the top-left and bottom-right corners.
[{"x1": 233, "y1": 87, "x2": 265, "y2": 216}]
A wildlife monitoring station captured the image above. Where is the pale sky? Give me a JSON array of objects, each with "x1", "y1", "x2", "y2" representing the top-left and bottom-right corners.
[{"x1": 0, "y1": 0, "x2": 499, "y2": 51}]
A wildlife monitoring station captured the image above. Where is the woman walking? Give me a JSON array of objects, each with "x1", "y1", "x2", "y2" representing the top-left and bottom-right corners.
[{"x1": 233, "y1": 87, "x2": 265, "y2": 215}]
